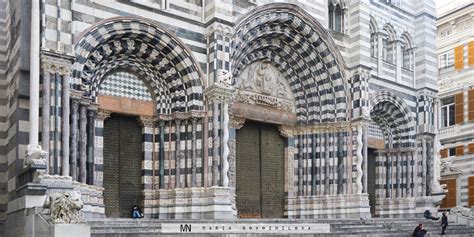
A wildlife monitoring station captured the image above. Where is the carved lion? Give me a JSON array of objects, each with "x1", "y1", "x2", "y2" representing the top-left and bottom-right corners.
[
  {"x1": 450, "y1": 206, "x2": 474, "y2": 219},
  {"x1": 216, "y1": 69, "x2": 232, "y2": 87},
  {"x1": 44, "y1": 192, "x2": 84, "y2": 224},
  {"x1": 25, "y1": 146, "x2": 48, "y2": 166}
]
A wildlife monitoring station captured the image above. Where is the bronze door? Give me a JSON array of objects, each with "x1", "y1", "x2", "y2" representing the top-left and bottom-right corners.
[
  {"x1": 103, "y1": 114, "x2": 143, "y2": 217},
  {"x1": 236, "y1": 122, "x2": 285, "y2": 218}
]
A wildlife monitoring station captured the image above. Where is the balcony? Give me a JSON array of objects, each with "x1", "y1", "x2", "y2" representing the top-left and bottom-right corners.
[{"x1": 439, "y1": 122, "x2": 474, "y2": 142}]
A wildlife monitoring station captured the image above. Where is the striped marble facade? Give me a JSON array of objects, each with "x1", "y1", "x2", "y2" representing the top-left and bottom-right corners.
[{"x1": 0, "y1": 0, "x2": 441, "y2": 234}]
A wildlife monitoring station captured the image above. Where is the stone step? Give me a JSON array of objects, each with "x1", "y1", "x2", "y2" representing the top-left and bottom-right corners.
[{"x1": 89, "y1": 218, "x2": 474, "y2": 237}]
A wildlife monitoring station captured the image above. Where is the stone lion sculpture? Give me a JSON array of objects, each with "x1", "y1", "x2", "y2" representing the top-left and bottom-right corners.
[
  {"x1": 25, "y1": 145, "x2": 48, "y2": 166},
  {"x1": 44, "y1": 192, "x2": 84, "y2": 224},
  {"x1": 450, "y1": 206, "x2": 474, "y2": 219},
  {"x1": 216, "y1": 69, "x2": 232, "y2": 87}
]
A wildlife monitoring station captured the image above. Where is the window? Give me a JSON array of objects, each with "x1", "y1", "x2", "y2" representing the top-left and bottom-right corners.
[
  {"x1": 440, "y1": 179, "x2": 457, "y2": 208},
  {"x1": 441, "y1": 97, "x2": 455, "y2": 127},
  {"x1": 469, "y1": 177, "x2": 474, "y2": 207},
  {"x1": 439, "y1": 52, "x2": 454, "y2": 69},
  {"x1": 454, "y1": 45, "x2": 464, "y2": 70},
  {"x1": 328, "y1": 3, "x2": 344, "y2": 33},
  {"x1": 370, "y1": 25, "x2": 377, "y2": 58},
  {"x1": 448, "y1": 147, "x2": 456, "y2": 157},
  {"x1": 401, "y1": 42, "x2": 413, "y2": 70}
]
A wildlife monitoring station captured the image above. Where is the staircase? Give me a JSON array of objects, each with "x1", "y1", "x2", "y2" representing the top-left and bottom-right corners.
[{"x1": 89, "y1": 218, "x2": 474, "y2": 236}]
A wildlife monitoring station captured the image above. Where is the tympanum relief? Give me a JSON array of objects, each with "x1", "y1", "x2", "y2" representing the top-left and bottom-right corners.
[{"x1": 235, "y1": 60, "x2": 295, "y2": 112}]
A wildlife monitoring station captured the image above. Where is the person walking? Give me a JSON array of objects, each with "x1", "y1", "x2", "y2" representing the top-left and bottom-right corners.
[{"x1": 441, "y1": 212, "x2": 448, "y2": 235}]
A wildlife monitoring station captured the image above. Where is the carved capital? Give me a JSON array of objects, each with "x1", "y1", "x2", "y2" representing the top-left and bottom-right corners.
[
  {"x1": 229, "y1": 116, "x2": 245, "y2": 129},
  {"x1": 138, "y1": 116, "x2": 156, "y2": 128},
  {"x1": 96, "y1": 109, "x2": 111, "y2": 121},
  {"x1": 278, "y1": 125, "x2": 295, "y2": 138}
]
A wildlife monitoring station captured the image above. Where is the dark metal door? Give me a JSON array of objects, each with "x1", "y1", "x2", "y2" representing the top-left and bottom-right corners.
[
  {"x1": 103, "y1": 114, "x2": 143, "y2": 218},
  {"x1": 368, "y1": 148, "x2": 377, "y2": 216},
  {"x1": 236, "y1": 122, "x2": 285, "y2": 218}
]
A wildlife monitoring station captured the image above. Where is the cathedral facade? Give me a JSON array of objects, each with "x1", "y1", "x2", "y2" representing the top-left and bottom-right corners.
[{"x1": 0, "y1": 0, "x2": 442, "y2": 235}]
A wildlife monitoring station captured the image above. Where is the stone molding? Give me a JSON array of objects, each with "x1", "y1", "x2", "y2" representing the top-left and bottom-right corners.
[
  {"x1": 138, "y1": 116, "x2": 156, "y2": 128},
  {"x1": 96, "y1": 109, "x2": 111, "y2": 121},
  {"x1": 229, "y1": 116, "x2": 245, "y2": 129}
]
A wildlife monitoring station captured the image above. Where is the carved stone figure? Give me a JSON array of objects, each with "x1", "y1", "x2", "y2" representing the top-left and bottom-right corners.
[
  {"x1": 440, "y1": 158, "x2": 462, "y2": 174},
  {"x1": 25, "y1": 145, "x2": 48, "y2": 166},
  {"x1": 450, "y1": 206, "x2": 474, "y2": 219},
  {"x1": 44, "y1": 192, "x2": 84, "y2": 224},
  {"x1": 216, "y1": 69, "x2": 232, "y2": 87},
  {"x1": 235, "y1": 61, "x2": 294, "y2": 112}
]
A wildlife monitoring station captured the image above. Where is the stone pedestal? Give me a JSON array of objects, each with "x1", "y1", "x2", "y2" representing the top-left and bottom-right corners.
[
  {"x1": 286, "y1": 194, "x2": 371, "y2": 219},
  {"x1": 51, "y1": 224, "x2": 90, "y2": 237},
  {"x1": 154, "y1": 187, "x2": 236, "y2": 219},
  {"x1": 376, "y1": 196, "x2": 444, "y2": 218}
]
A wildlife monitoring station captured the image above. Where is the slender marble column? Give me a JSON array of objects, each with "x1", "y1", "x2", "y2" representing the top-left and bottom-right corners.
[
  {"x1": 311, "y1": 133, "x2": 317, "y2": 195},
  {"x1": 222, "y1": 102, "x2": 230, "y2": 187},
  {"x1": 386, "y1": 152, "x2": 391, "y2": 198},
  {"x1": 175, "y1": 120, "x2": 182, "y2": 188},
  {"x1": 362, "y1": 125, "x2": 368, "y2": 194},
  {"x1": 298, "y1": 134, "x2": 303, "y2": 196},
  {"x1": 79, "y1": 104, "x2": 87, "y2": 183},
  {"x1": 61, "y1": 72, "x2": 70, "y2": 176},
  {"x1": 212, "y1": 101, "x2": 219, "y2": 186},
  {"x1": 191, "y1": 118, "x2": 197, "y2": 187},
  {"x1": 159, "y1": 121, "x2": 165, "y2": 189},
  {"x1": 337, "y1": 131, "x2": 344, "y2": 194},
  {"x1": 410, "y1": 150, "x2": 415, "y2": 197},
  {"x1": 42, "y1": 66, "x2": 51, "y2": 173},
  {"x1": 377, "y1": 33, "x2": 383, "y2": 76},
  {"x1": 426, "y1": 139, "x2": 432, "y2": 196},
  {"x1": 87, "y1": 110, "x2": 96, "y2": 184},
  {"x1": 70, "y1": 100, "x2": 79, "y2": 180},
  {"x1": 29, "y1": 0, "x2": 40, "y2": 148},
  {"x1": 396, "y1": 152, "x2": 401, "y2": 197},
  {"x1": 325, "y1": 133, "x2": 330, "y2": 195},
  {"x1": 421, "y1": 138, "x2": 427, "y2": 196}
]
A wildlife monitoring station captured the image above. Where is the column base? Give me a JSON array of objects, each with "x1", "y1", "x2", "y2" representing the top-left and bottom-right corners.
[
  {"x1": 286, "y1": 194, "x2": 371, "y2": 219},
  {"x1": 376, "y1": 196, "x2": 444, "y2": 218},
  {"x1": 152, "y1": 187, "x2": 236, "y2": 219}
]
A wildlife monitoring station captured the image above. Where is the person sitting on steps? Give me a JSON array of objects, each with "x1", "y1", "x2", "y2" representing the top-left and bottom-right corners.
[
  {"x1": 132, "y1": 205, "x2": 144, "y2": 219},
  {"x1": 424, "y1": 209, "x2": 440, "y2": 220}
]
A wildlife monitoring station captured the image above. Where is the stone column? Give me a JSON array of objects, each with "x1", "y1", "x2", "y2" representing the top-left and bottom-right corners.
[
  {"x1": 79, "y1": 103, "x2": 88, "y2": 183},
  {"x1": 426, "y1": 139, "x2": 432, "y2": 196},
  {"x1": 139, "y1": 116, "x2": 155, "y2": 190},
  {"x1": 311, "y1": 133, "x2": 317, "y2": 195},
  {"x1": 204, "y1": 71, "x2": 234, "y2": 188},
  {"x1": 28, "y1": 0, "x2": 40, "y2": 149},
  {"x1": 87, "y1": 108, "x2": 96, "y2": 184},
  {"x1": 61, "y1": 69, "x2": 70, "y2": 176},
  {"x1": 396, "y1": 152, "x2": 401, "y2": 197},
  {"x1": 395, "y1": 40, "x2": 402, "y2": 83},
  {"x1": 158, "y1": 121, "x2": 165, "y2": 189},
  {"x1": 298, "y1": 134, "x2": 304, "y2": 196},
  {"x1": 337, "y1": 130, "x2": 344, "y2": 195},
  {"x1": 94, "y1": 110, "x2": 111, "y2": 187},
  {"x1": 421, "y1": 137, "x2": 427, "y2": 196},
  {"x1": 191, "y1": 118, "x2": 198, "y2": 187},
  {"x1": 70, "y1": 99, "x2": 79, "y2": 180},
  {"x1": 385, "y1": 151, "x2": 391, "y2": 198},
  {"x1": 212, "y1": 101, "x2": 219, "y2": 186},
  {"x1": 41, "y1": 64, "x2": 51, "y2": 173},
  {"x1": 325, "y1": 132, "x2": 330, "y2": 195},
  {"x1": 175, "y1": 119, "x2": 182, "y2": 189}
]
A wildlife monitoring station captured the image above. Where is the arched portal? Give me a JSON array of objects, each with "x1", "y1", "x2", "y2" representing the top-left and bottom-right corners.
[
  {"x1": 71, "y1": 17, "x2": 207, "y2": 218},
  {"x1": 230, "y1": 3, "x2": 357, "y2": 219},
  {"x1": 368, "y1": 91, "x2": 417, "y2": 217}
]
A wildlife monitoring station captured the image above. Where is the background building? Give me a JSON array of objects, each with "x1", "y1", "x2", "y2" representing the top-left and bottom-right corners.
[
  {"x1": 436, "y1": 0, "x2": 474, "y2": 210},
  {"x1": 0, "y1": 0, "x2": 441, "y2": 236}
]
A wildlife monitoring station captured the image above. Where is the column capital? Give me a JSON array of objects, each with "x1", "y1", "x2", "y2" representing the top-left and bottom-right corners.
[
  {"x1": 70, "y1": 89, "x2": 83, "y2": 100},
  {"x1": 229, "y1": 115, "x2": 245, "y2": 129},
  {"x1": 96, "y1": 109, "x2": 111, "y2": 121},
  {"x1": 205, "y1": 70, "x2": 235, "y2": 103},
  {"x1": 138, "y1": 116, "x2": 156, "y2": 128}
]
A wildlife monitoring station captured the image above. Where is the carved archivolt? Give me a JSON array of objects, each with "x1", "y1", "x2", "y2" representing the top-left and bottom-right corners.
[{"x1": 234, "y1": 61, "x2": 295, "y2": 112}]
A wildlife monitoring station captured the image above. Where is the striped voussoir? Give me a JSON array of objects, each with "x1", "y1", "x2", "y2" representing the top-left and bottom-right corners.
[
  {"x1": 369, "y1": 92, "x2": 416, "y2": 149},
  {"x1": 71, "y1": 17, "x2": 205, "y2": 114},
  {"x1": 231, "y1": 3, "x2": 350, "y2": 124}
]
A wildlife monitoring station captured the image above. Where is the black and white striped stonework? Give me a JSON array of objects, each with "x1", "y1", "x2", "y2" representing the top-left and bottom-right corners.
[
  {"x1": 71, "y1": 17, "x2": 205, "y2": 114},
  {"x1": 231, "y1": 4, "x2": 350, "y2": 124},
  {"x1": 370, "y1": 92, "x2": 417, "y2": 149}
]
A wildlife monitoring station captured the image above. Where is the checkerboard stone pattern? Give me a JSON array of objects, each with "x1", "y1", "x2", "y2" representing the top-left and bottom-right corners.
[{"x1": 99, "y1": 71, "x2": 152, "y2": 101}]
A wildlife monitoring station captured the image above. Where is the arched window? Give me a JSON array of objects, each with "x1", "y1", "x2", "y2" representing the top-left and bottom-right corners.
[
  {"x1": 370, "y1": 22, "x2": 378, "y2": 58},
  {"x1": 328, "y1": 1, "x2": 345, "y2": 33},
  {"x1": 401, "y1": 33, "x2": 414, "y2": 70},
  {"x1": 382, "y1": 25, "x2": 396, "y2": 64}
]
